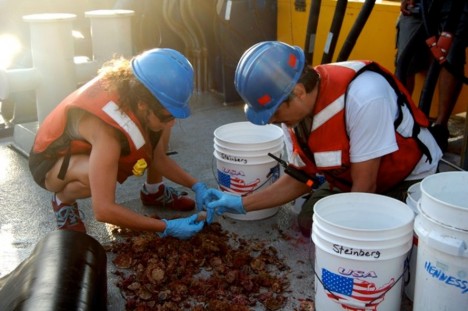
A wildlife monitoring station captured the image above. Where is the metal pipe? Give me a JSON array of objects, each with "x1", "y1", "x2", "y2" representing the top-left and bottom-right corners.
[
  {"x1": 0, "y1": 68, "x2": 41, "y2": 99},
  {"x1": 179, "y1": 0, "x2": 201, "y2": 93},
  {"x1": 162, "y1": 0, "x2": 192, "y2": 56},
  {"x1": 0, "y1": 10, "x2": 136, "y2": 155},
  {"x1": 0, "y1": 10, "x2": 134, "y2": 109},
  {"x1": 23, "y1": 13, "x2": 77, "y2": 124},
  {"x1": 85, "y1": 9, "x2": 135, "y2": 64},
  {"x1": 74, "y1": 56, "x2": 99, "y2": 86},
  {"x1": 187, "y1": 0, "x2": 209, "y2": 92}
]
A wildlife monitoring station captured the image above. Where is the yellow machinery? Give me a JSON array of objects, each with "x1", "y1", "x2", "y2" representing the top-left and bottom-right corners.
[{"x1": 277, "y1": 0, "x2": 467, "y2": 117}]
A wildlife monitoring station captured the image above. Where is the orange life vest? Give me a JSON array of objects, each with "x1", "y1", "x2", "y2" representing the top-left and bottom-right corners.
[
  {"x1": 31, "y1": 76, "x2": 154, "y2": 183},
  {"x1": 289, "y1": 61, "x2": 431, "y2": 193}
]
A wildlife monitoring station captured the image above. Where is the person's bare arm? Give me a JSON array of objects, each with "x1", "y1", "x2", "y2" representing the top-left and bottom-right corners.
[
  {"x1": 82, "y1": 116, "x2": 167, "y2": 232},
  {"x1": 350, "y1": 157, "x2": 381, "y2": 193}
]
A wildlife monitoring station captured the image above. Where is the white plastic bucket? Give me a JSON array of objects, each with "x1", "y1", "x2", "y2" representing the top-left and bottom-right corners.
[
  {"x1": 404, "y1": 182, "x2": 421, "y2": 301},
  {"x1": 312, "y1": 193, "x2": 414, "y2": 311},
  {"x1": 413, "y1": 172, "x2": 468, "y2": 311},
  {"x1": 213, "y1": 122, "x2": 284, "y2": 221}
]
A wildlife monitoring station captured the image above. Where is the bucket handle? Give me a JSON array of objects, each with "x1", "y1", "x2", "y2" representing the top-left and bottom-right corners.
[
  {"x1": 211, "y1": 156, "x2": 280, "y2": 196},
  {"x1": 312, "y1": 247, "x2": 412, "y2": 309}
]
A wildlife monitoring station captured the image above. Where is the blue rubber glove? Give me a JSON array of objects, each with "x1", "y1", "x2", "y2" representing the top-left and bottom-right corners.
[
  {"x1": 192, "y1": 182, "x2": 209, "y2": 211},
  {"x1": 161, "y1": 214, "x2": 204, "y2": 239},
  {"x1": 205, "y1": 189, "x2": 246, "y2": 224}
]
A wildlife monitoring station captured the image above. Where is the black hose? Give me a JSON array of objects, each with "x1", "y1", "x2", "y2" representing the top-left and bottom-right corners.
[
  {"x1": 336, "y1": 0, "x2": 376, "y2": 62},
  {"x1": 304, "y1": 0, "x2": 322, "y2": 65},
  {"x1": 0, "y1": 230, "x2": 107, "y2": 311},
  {"x1": 321, "y1": 0, "x2": 348, "y2": 64}
]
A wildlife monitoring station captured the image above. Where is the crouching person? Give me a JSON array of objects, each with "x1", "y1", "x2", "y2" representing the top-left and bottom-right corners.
[{"x1": 29, "y1": 48, "x2": 208, "y2": 239}]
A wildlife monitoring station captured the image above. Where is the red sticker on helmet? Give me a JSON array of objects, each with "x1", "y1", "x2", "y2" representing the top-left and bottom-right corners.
[
  {"x1": 257, "y1": 94, "x2": 271, "y2": 106},
  {"x1": 288, "y1": 54, "x2": 297, "y2": 68}
]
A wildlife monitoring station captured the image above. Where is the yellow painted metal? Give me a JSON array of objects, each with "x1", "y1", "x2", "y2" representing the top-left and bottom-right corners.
[
  {"x1": 277, "y1": 0, "x2": 399, "y2": 67},
  {"x1": 277, "y1": 0, "x2": 467, "y2": 116}
]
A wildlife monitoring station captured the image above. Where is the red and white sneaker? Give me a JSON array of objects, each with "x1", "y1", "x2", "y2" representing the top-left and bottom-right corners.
[
  {"x1": 52, "y1": 196, "x2": 86, "y2": 233},
  {"x1": 140, "y1": 184, "x2": 195, "y2": 211}
]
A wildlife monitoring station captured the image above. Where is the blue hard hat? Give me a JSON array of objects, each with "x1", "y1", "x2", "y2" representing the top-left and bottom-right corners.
[
  {"x1": 131, "y1": 48, "x2": 194, "y2": 118},
  {"x1": 235, "y1": 41, "x2": 305, "y2": 125}
]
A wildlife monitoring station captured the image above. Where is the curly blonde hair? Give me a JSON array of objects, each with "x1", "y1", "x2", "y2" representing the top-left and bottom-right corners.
[{"x1": 98, "y1": 56, "x2": 164, "y2": 114}]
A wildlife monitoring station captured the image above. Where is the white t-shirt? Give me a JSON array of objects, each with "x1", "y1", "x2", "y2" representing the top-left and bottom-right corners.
[{"x1": 346, "y1": 71, "x2": 442, "y2": 180}]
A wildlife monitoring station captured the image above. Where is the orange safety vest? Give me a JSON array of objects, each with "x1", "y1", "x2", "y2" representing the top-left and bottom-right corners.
[
  {"x1": 289, "y1": 61, "x2": 432, "y2": 193},
  {"x1": 31, "y1": 76, "x2": 154, "y2": 183}
]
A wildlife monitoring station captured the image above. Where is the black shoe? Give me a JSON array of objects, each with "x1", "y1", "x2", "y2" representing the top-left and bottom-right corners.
[{"x1": 429, "y1": 123, "x2": 449, "y2": 152}]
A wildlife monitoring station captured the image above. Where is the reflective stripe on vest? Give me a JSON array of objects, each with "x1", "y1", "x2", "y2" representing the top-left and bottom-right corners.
[{"x1": 102, "y1": 101, "x2": 145, "y2": 150}]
